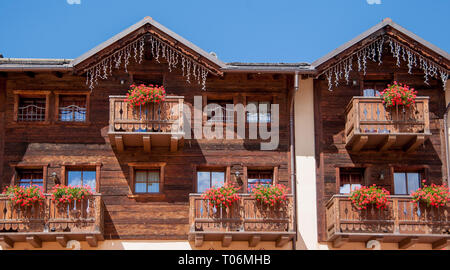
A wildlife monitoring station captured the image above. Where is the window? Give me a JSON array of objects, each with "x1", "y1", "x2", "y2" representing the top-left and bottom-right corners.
[
  {"x1": 247, "y1": 170, "x2": 273, "y2": 191},
  {"x1": 58, "y1": 95, "x2": 87, "y2": 122},
  {"x1": 339, "y1": 168, "x2": 364, "y2": 194},
  {"x1": 246, "y1": 101, "x2": 271, "y2": 123},
  {"x1": 129, "y1": 163, "x2": 165, "y2": 196},
  {"x1": 362, "y1": 80, "x2": 391, "y2": 97},
  {"x1": 17, "y1": 97, "x2": 46, "y2": 122},
  {"x1": 197, "y1": 170, "x2": 225, "y2": 193},
  {"x1": 13, "y1": 91, "x2": 50, "y2": 123},
  {"x1": 17, "y1": 169, "x2": 44, "y2": 188},
  {"x1": 394, "y1": 171, "x2": 421, "y2": 195},
  {"x1": 135, "y1": 170, "x2": 160, "y2": 193},
  {"x1": 206, "y1": 99, "x2": 234, "y2": 123},
  {"x1": 67, "y1": 169, "x2": 96, "y2": 191}
]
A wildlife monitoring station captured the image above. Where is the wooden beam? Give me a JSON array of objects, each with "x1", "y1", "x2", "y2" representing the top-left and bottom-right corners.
[
  {"x1": 86, "y1": 235, "x2": 98, "y2": 247},
  {"x1": 24, "y1": 71, "x2": 35, "y2": 78},
  {"x1": 352, "y1": 135, "x2": 368, "y2": 152},
  {"x1": 143, "y1": 135, "x2": 151, "y2": 153},
  {"x1": 398, "y1": 237, "x2": 418, "y2": 249},
  {"x1": 170, "y1": 136, "x2": 178, "y2": 152},
  {"x1": 275, "y1": 235, "x2": 290, "y2": 248},
  {"x1": 332, "y1": 235, "x2": 349, "y2": 248},
  {"x1": 0, "y1": 236, "x2": 14, "y2": 249},
  {"x1": 56, "y1": 236, "x2": 69, "y2": 248},
  {"x1": 115, "y1": 135, "x2": 124, "y2": 152},
  {"x1": 404, "y1": 135, "x2": 425, "y2": 153},
  {"x1": 222, "y1": 235, "x2": 232, "y2": 247},
  {"x1": 432, "y1": 238, "x2": 449, "y2": 250},
  {"x1": 249, "y1": 235, "x2": 261, "y2": 247},
  {"x1": 378, "y1": 135, "x2": 396, "y2": 152},
  {"x1": 52, "y1": 71, "x2": 63, "y2": 78},
  {"x1": 26, "y1": 235, "x2": 42, "y2": 248},
  {"x1": 194, "y1": 234, "x2": 204, "y2": 247}
]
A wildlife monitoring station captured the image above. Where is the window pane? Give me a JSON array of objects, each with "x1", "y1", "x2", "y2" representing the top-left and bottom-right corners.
[
  {"x1": 211, "y1": 172, "x2": 225, "y2": 188},
  {"x1": 394, "y1": 173, "x2": 407, "y2": 195},
  {"x1": 68, "y1": 171, "x2": 82, "y2": 187},
  {"x1": 147, "y1": 172, "x2": 160, "y2": 193},
  {"x1": 135, "y1": 171, "x2": 147, "y2": 193},
  {"x1": 247, "y1": 102, "x2": 258, "y2": 123},
  {"x1": 340, "y1": 184, "x2": 351, "y2": 194},
  {"x1": 259, "y1": 102, "x2": 271, "y2": 123},
  {"x1": 197, "y1": 172, "x2": 211, "y2": 193},
  {"x1": 407, "y1": 173, "x2": 420, "y2": 194},
  {"x1": 19, "y1": 179, "x2": 31, "y2": 188},
  {"x1": 83, "y1": 171, "x2": 96, "y2": 191}
]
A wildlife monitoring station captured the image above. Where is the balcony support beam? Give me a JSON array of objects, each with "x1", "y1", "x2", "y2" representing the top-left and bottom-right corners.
[
  {"x1": 222, "y1": 234, "x2": 232, "y2": 247},
  {"x1": 26, "y1": 235, "x2": 42, "y2": 248},
  {"x1": 432, "y1": 238, "x2": 449, "y2": 250},
  {"x1": 398, "y1": 237, "x2": 419, "y2": 249},
  {"x1": 170, "y1": 136, "x2": 179, "y2": 152},
  {"x1": 194, "y1": 234, "x2": 204, "y2": 247},
  {"x1": 115, "y1": 135, "x2": 124, "y2": 152},
  {"x1": 86, "y1": 235, "x2": 98, "y2": 247},
  {"x1": 352, "y1": 135, "x2": 368, "y2": 152},
  {"x1": 143, "y1": 135, "x2": 151, "y2": 153},
  {"x1": 276, "y1": 235, "x2": 290, "y2": 247},
  {"x1": 404, "y1": 135, "x2": 425, "y2": 153},
  {"x1": 249, "y1": 235, "x2": 261, "y2": 247},
  {"x1": 378, "y1": 135, "x2": 396, "y2": 152},
  {"x1": 56, "y1": 235, "x2": 69, "y2": 248},
  {"x1": 332, "y1": 235, "x2": 349, "y2": 248},
  {"x1": 0, "y1": 236, "x2": 14, "y2": 249}
]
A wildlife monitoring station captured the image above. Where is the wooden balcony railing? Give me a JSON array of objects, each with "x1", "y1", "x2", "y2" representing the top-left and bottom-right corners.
[
  {"x1": 0, "y1": 194, "x2": 103, "y2": 248},
  {"x1": 344, "y1": 97, "x2": 430, "y2": 152},
  {"x1": 108, "y1": 96, "x2": 184, "y2": 152},
  {"x1": 326, "y1": 195, "x2": 450, "y2": 249},
  {"x1": 189, "y1": 194, "x2": 295, "y2": 247}
]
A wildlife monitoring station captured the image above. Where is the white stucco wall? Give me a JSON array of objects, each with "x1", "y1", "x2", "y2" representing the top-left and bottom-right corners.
[{"x1": 294, "y1": 78, "x2": 323, "y2": 250}]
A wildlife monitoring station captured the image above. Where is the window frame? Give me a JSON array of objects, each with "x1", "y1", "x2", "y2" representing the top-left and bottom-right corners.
[
  {"x1": 13, "y1": 90, "x2": 51, "y2": 124},
  {"x1": 10, "y1": 163, "x2": 49, "y2": 192},
  {"x1": 194, "y1": 165, "x2": 230, "y2": 193},
  {"x1": 128, "y1": 162, "x2": 166, "y2": 196},
  {"x1": 54, "y1": 91, "x2": 90, "y2": 125},
  {"x1": 391, "y1": 167, "x2": 426, "y2": 195},
  {"x1": 243, "y1": 166, "x2": 278, "y2": 193},
  {"x1": 337, "y1": 167, "x2": 365, "y2": 194},
  {"x1": 61, "y1": 163, "x2": 101, "y2": 193},
  {"x1": 244, "y1": 95, "x2": 276, "y2": 125}
]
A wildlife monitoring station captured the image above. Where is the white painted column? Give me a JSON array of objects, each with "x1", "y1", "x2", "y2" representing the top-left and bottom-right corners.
[{"x1": 294, "y1": 78, "x2": 322, "y2": 250}]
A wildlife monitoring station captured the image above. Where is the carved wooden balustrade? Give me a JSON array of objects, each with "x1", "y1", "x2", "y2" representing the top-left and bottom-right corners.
[
  {"x1": 0, "y1": 194, "x2": 103, "y2": 248},
  {"x1": 326, "y1": 195, "x2": 450, "y2": 249},
  {"x1": 189, "y1": 194, "x2": 295, "y2": 247},
  {"x1": 344, "y1": 96, "x2": 430, "y2": 152},
  {"x1": 109, "y1": 96, "x2": 184, "y2": 152}
]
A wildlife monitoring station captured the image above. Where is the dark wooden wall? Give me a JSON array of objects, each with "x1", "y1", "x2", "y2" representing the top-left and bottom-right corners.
[
  {"x1": 0, "y1": 58, "x2": 293, "y2": 240},
  {"x1": 314, "y1": 51, "x2": 447, "y2": 242}
]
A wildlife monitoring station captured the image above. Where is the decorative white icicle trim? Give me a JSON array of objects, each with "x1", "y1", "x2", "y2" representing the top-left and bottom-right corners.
[
  {"x1": 85, "y1": 33, "x2": 212, "y2": 91},
  {"x1": 320, "y1": 35, "x2": 449, "y2": 91}
]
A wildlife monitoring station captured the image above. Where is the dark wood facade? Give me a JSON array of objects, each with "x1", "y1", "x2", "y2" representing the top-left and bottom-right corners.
[
  {"x1": 0, "y1": 52, "x2": 295, "y2": 246},
  {"x1": 314, "y1": 43, "x2": 450, "y2": 247}
]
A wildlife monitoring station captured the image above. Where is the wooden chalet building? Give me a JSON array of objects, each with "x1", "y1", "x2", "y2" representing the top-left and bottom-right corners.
[
  {"x1": 0, "y1": 17, "x2": 449, "y2": 250},
  {"x1": 295, "y1": 18, "x2": 450, "y2": 250}
]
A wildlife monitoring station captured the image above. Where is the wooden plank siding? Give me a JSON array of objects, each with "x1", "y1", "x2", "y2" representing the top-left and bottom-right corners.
[
  {"x1": 314, "y1": 49, "x2": 447, "y2": 243},
  {"x1": 0, "y1": 58, "x2": 293, "y2": 241}
]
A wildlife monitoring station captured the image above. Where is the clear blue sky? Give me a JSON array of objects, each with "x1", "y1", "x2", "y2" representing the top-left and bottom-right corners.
[{"x1": 0, "y1": 0, "x2": 449, "y2": 63}]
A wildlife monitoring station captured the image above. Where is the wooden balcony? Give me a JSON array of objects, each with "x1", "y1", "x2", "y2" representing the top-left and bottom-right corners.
[
  {"x1": 344, "y1": 97, "x2": 430, "y2": 152},
  {"x1": 109, "y1": 96, "x2": 184, "y2": 152},
  {"x1": 326, "y1": 195, "x2": 450, "y2": 249},
  {"x1": 0, "y1": 194, "x2": 103, "y2": 248},
  {"x1": 189, "y1": 194, "x2": 295, "y2": 248}
]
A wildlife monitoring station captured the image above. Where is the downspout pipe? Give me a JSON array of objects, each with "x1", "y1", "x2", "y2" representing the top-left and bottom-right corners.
[
  {"x1": 444, "y1": 103, "x2": 450, "y2": 187},
  {"x1": 290, "y1": 71, "x2": 299, "y2": 250}
]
